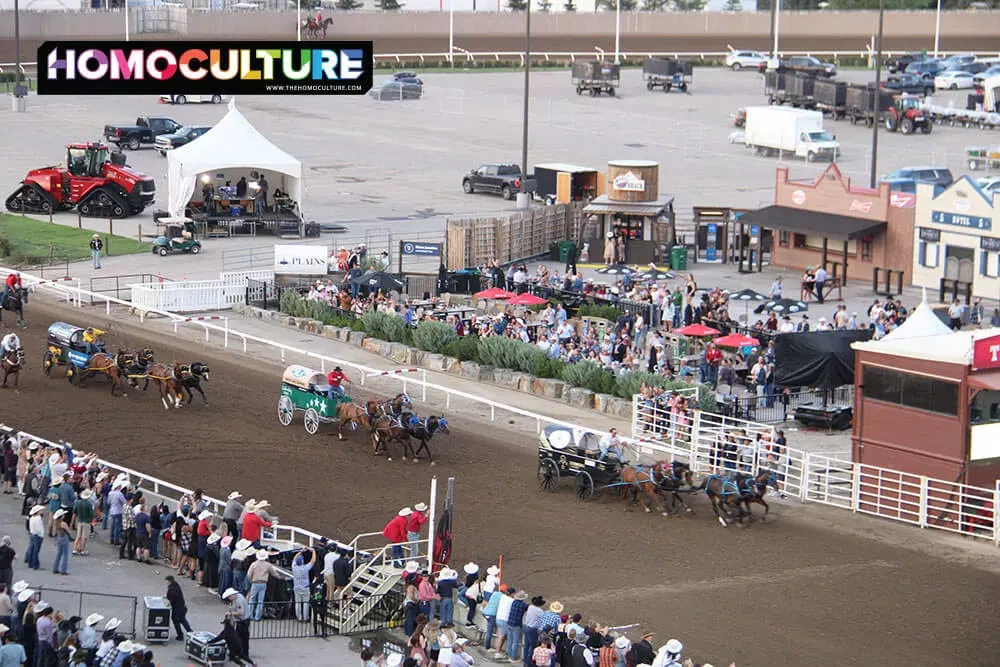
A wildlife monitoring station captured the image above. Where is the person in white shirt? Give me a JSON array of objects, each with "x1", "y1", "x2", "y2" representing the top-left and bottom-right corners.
[
  {"x1": 449, "y1": 638, "x2": 475, "y2": 665},
  {"x1": 814, "y1": 266, "x2": 828, "y2": 304},
  {"x1": 493, "y1": 588, "x2": 515, "y2": 658},
  {"x1": 948, "y1": 299, "x2": 964, "y2": 330},
  {"x1": 321, "y1": 545, "x2": 339, "y2": 602},
  {"x1": 778, "y1": 316, "x2": 794, "y2": 333},
  {"x1": 769, "y1": 276, "x2": 783, "y2": 299},
  {"x1": 815, "y1": 317, "x2": 832, "y2": 332},
  {"x1": 26, "y1": 505, "x2": 44, "y2": 569}
]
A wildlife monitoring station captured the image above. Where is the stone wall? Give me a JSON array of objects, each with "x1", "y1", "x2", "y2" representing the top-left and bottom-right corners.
[{"x1": 235, "y1": 303, "x2": 635, "y2": 419}]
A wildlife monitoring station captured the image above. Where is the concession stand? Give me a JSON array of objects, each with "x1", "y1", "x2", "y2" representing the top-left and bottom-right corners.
[
  {"x1": 583, "y1": 160, "x2": 676, "y2": 265},
  {"x1": 739, "y1": 164, "x2": 915, "y2": 289}
]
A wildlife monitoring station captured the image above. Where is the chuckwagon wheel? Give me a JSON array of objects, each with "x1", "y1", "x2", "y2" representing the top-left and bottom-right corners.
[
  {"x1": 303, "y1": 408, "x2": 320, "y2": 435},
  {"x1": 537, "y1": 459, "x2": 560, "y2": 492},
  {"x1": 42, "y1": 351, "x2": 54, "y2": 377},
  {"x1": 277, "y1": 396, "x2": 294, "y2": 427},
  {"x1": 576, "y1": 471, "x2": 595, "y2": 501},
  {"x1": 66, "y1": 364, "x2": 79, "y2": 386}
]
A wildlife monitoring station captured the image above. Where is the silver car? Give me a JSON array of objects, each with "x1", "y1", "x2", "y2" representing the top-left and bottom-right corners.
[
  {"x1": 369, "y1": 77, "x2": 423, "y2": 101},
  {"x1": 725, "y1": 49, "x2": 767, "y2": 71}
]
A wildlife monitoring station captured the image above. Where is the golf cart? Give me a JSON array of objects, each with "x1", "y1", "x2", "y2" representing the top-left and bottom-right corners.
[{"x1": 152, "y1": 217, "x2": 201, "y2": 256}]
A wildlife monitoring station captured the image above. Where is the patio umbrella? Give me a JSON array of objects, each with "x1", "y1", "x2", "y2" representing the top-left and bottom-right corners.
[
  {"x1": 673, "y1": 323, "x2": 721, "y2": 337},
  {"x1": 508, "y1": 293, "x2": 548, "y2": 306},
  {"x1": 727, "y1": 288, "x2": 769, "y2": 322},
  {"x1": 754, "y1": 298, "x2": 808, "y2": 315},
  {"x1": 714, "y1": 333, "x2": 760, "y2": 348},
  {"x1": 473, "y1": 287, "x2": 515, "y2": 300},
  {"x1": 634, "y1": 269, "x2": 675, "y2": 281},
  {"x1": 595, "y1": 264, "x2": 636, "y2": 275},
  {"x1": 350, "y1": 270, "x2": 405, "y2": 295}
]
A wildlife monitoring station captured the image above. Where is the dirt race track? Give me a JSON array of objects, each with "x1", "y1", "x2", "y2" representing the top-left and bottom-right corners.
[{"x1": 6, "y1": 300, "x2": 1000, "y2": 666}]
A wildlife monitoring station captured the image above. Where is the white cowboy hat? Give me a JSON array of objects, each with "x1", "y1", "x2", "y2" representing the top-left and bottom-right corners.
[
  {"x1": 50, "y1": 478, "x2": 62, "y2": 487},
  {"x1": 244, "y1": 499, "x2": 257, "y2": 511},
  {"x1": 48, "y1": 453, "x2": 59, "y2": 465},
  {"x1": 114, "y1": 473, "x2": 128, "y2": 481},
  {"x1": 27, "y1": 442, "x2": 38, "y2": 451},
  {"x1": 463, "y1": 562, "x2": 479, "y2": 575},
  {"x1": 227, "y1": 491, "x2": 241, "y2": 501},
  {"x1": 29, "y1": 505, "x2": 44, "y2": 516},
  {"x1": 117, "y1": 641, "x2": 134, "y2": 653},
  {"x1": 197, "y1": 510, "x2": 212, "y2": 520},
  {"x1": 221, "y1": 536, "x2": 233, "y2": 548},
  {"x1": 386, "y1": 655, "x2": 403, "y2": 667},
  {"x1": 235, "y1": 539, "x2": 252, "y2": 552},
  {"x1": 231, "y1": 549, "x2": 247, "y2": 561},
  {"x1": 105, "y1": 617, "x2": 122, "y2": 631},
  {"x1": 129, "y1": 643, "x2": 146, "y2": 654},
  {"x1": 11, "y1": 580, "x2": 29, "y2": 594},
  {"x1": 221, "y1": 588, "x2": 238, "y2": 599},
  {"x1": 439, "y1": 567, "x2": 457, "y2": 580},
  {"x1": 254, "y1": 500, "x2": 270, "y2": 510},
  {"x1": 665, "y1": 639, "x2": 683, "y2": 654},
  {"x1": 413, "y1": 502, "x2": 428, "y2": 512},
  {"x1": 486, "y1": 565, "x2": 500, "y2": 576},
  {"x1": 615, "y1": 636, "x2": 630, "y2": 650},
  {"x1": 207, "y1": 534, "x2": 221, "y2": 545},
  {"x1": 53, "y1": 509, "x2": 66, "y2": 520},
  {"x1": 80, "y1": 489, "x2": 93, "y2": 500},
  {"x1": 255, "y1": 549, "x2": 269, "y2": 561},
  {"x1": 16, "y1": 590, "x2": 33, "y2": 603},
  {"x1": 85, "y1": 613, "x2": 104, "y2": 627},
  {"x1": 397, "y1": 507, "x2": 412, "y2": 517},
  {"x1": 404, "y1": 561, "x2": 419, "y2": 573},
  {"x1": 34, "y1": 601, "x2": 48, "y2": 612}
]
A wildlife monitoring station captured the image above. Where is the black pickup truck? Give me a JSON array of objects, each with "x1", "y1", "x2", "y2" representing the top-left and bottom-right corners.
[
  {"x1": 104, "y1": 116, "x2": 182, "y2": 151},
  {"x1": 462, "y1": 163, "x2": 534, "y2": 201}
]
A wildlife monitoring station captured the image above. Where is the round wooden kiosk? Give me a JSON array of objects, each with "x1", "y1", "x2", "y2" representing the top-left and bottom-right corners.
[{"x1": 607, "y1": 160, "x2": 659, "y2": 202}]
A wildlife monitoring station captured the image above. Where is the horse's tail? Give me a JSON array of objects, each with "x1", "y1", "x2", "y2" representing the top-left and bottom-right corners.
[{"x1": 691, "y1": 477, "x2": 708, "y2": 492}]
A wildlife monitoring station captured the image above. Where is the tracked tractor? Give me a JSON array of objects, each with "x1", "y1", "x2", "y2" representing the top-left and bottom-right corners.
[
  {"x1": 6, "y1": 143, "x2": 155, "y2": 218},
  {"x1": 883, "y1": 94, "x2": 932, "y2": 135}
]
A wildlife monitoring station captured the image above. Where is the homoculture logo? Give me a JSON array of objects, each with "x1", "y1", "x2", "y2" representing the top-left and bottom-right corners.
[{"x1": 37, "y1": 40, "x2": 374, "y2": 96}]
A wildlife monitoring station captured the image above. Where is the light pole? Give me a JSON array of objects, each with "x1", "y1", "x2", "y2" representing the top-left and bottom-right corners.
[
  {"x1": 449, "y1": 0, "x2": 455, "y2": 65},
  {"x1": 772, "y1": 0, "x2": 781, "y2": 56},
  {"x1": 297, "y1": 0, "x2": 301, "y2": 41},
  {"x1": 869, "y1": 0, "x2": 885, "y2": 189},
  {"x1": 520, "y1": 0, "x2": 532, "y2": 206},
  {"x1": 614, "y1": 0, "x2": 620, "y2": 65},
  {"x1": 125, "y1": 0, "x2": 130, "y2": 42},
  {"x1": 933, "y1": 0, "x2": 942, "y2": 59}
]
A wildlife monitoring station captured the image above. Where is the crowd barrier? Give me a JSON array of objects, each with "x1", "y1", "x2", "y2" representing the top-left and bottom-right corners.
[{"x1": 7, "y1": 264, "x2": 1000, "y2": 551}]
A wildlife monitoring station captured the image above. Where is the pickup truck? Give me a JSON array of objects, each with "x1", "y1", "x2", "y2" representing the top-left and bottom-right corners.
[
  {"x1": 764, "y1": 55, "x2": 837, "y2": 78},
  {"x1": 883, "y1": 73, "x2": 933, "y2": 96},
  {"x1": 462, "y1": 163, "x2": 532, "y2": 201},
  {"x1": 155, "y1": 125, "x2": 213, "y2": 156},
  {"x1": 104, "y1": 116, "x2": 182, "y2": 151}
]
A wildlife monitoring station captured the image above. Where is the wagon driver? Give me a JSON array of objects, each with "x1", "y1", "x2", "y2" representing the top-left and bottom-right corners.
[
  {"x1": 1, "y1": 333, "x2": 20, "y2": 356},
  {"x1": 326, "y1": 366, "x2": 350, "y2": 398},
  {"x1": 599, "y1": 428, "x2": 626, "y2": 463},
  {"x1": 83, "y1": 327, "x2": 106, "y2": 355},
  {"x1": 2, "y1": 271, "x2": 22, "y2": 307}
]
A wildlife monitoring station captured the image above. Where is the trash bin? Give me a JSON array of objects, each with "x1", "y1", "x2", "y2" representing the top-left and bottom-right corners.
[
  {"x1": 558, "y1": 241, "x2": 577, "y2": 264},
  {"x1": 549, "y1": 242, "x2": 560, "y2": 261},
  {"x1": 670, "y1": 245, "x2": 688, "y2": 271}
]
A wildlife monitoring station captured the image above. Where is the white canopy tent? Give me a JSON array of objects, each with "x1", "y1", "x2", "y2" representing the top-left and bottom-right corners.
[{"x1": 166, "y1": 98, "x2": 302, "y2": 218}]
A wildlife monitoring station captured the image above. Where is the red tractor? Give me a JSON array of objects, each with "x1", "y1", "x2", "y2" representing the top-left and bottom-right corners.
[
  {"x1": 6, "y1": 143, "x2": 155, "y2": 219},
  {"x1": 883, "y1": 94, "x2": 932, "y2": 135}
]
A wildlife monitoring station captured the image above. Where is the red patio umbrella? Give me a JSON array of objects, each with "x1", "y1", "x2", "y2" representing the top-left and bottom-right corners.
[
  {"x1": 714, "y1": 333, "x2": 760, "y2": 348},
  {"x1": 673, "y1": 323, "x2": 721, "y2": 337},
  {"x1": 473, "y1": 287, "x2": 515, "y2": 300},
  {"x1": 508, "y1": 293, "x2": 548, "y2": 306}
]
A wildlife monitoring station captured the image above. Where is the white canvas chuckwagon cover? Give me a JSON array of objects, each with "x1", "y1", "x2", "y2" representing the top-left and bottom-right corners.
[{"x1": 282, "y1": 364, "x2": 326, "y2": 390}]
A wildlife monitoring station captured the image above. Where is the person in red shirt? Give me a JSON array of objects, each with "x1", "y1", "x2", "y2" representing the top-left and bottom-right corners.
[
  {"x1": 241, "y1": 501, "x2": 273, "y2": 549},
  {"x1": 382, "y1": 507, "x2": 410, "y2": 567},
  {"x1": 325, "y1": 366, "x2": 350, "y2": 398},
  {"x1": 704, "y1": 342, "x2": 723, "y2": 389},
  {"x1": 406, "y1": 502, "x2": 428, "y2": 558},
  {"x1": 2, "y1": 272, "x2": 21, "y2": 306}
]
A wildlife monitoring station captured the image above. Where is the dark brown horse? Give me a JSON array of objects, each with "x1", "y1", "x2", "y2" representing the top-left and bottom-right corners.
[
  {"x1": 173, "y1": 362, "x2": 210, "y2": 405},
  {"x1": 117, "y1": 347, "x2": 154, "y2": 389},
  {"x1": 739, "y1": 470, "x2": 775, "y2": 521},
  {"x1": 1, "y1": 346, "x2": 23, "y2": 391},
  {"x1": 699, "y1": 470, "x2": 772, "y2": 527},
  {"x1": 619, "y1": 465, "x2": 668, "y2": 516},
  {"x1": 370, "y1": 413, "x2": 413, "y2": 461},
  {"x1": 144, "y1": 362, "x2": 184, "y2": 409},
  {"x1": 78, "y1": 352, "x2": 125, "y2": 396},
  {"x1": 655, "y1": 461, "x2": 697, "y2": 516},
  {"x1": 403, "y1": 415, "x2": 449, "y2": 465},
  {"x1": 335, "y1": 402, "x2": 370, "y2": 441}
]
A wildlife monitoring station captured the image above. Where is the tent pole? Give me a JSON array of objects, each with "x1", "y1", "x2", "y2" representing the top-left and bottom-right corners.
[{"x1": 842, "y1": 239, "x2": 849, "y2": 287}]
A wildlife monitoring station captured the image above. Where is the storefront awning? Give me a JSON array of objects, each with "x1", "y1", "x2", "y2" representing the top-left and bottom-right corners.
[
  {"x1": 969, "y1": 371, "x2": 1000, "y2": 391},
  {"x1": 740, "y1": 206, "x2": 887, "y2": 240},
  {"x1": 584, "y1": 195, "x2": 674, "y2": 217}
]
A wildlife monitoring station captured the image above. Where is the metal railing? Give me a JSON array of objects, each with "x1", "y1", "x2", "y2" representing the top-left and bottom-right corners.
[
  {"x1": 89, "y1": 273, "x2": 173, "y2": 304},
  {"x1": 33, "y1": 587, "x2": 139, "y2": 639},
  {"x1": 248, "y1": 601, "x2": 321, "y2": 639},
  {"x1": 716, "y1": 386, "x2": 855, "y2": 424}
]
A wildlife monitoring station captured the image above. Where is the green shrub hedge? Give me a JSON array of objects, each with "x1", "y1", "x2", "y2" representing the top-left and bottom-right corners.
[{"x1": 278, "y1": 290, "x2": 715, "y2": 410}]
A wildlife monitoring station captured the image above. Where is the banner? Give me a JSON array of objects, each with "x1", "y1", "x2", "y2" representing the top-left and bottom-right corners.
[
  {"x1": 400, "y1": 242, "x2": 442, "y2": 257},
  {"x1": 37, "y1": 41, "x2": 374, "y2": 96},
  {"x1": 274, "y1": 245, "x2": 328, "y2": 275}
]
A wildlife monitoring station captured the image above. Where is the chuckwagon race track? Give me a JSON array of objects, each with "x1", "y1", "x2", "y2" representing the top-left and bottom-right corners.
[{"x1": 7, "y1": 300, "x2": 1000, "y2": 666}]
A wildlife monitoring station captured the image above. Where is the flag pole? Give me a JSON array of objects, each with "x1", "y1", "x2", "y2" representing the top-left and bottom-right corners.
[{"x1": 427, "y1": 476, "x2": 437, "y2": 572}]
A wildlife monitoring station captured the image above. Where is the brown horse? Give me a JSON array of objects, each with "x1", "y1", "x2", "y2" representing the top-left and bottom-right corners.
[
  {"x1": 367, "y1": 393, "x2": 413, "y2": 420},
  {"x1": 144, "y1": 362, "x2": 184, "y2": 410},
  {"x1": 1, "y1": 346, "x2": 23, "y2": 391},
  {"x1": 117, "y1": 347, "x2": 155, "y2": 389},
  {"x1": 337, "y1": 291, "x2": 353, "y2": 311},
  {"x1": 655, "y1": 461, "x2": 697, "y2": 516},
  {"x1": 619, "y1": 465, "x2": 668, "y2": 516},
  {"x1": 698, "y1": 470, "x2": 772, "y2": 527},
  {"x1": 77, "y1": 352, "x2": 125, "y2": 396},
  {"x1": 739, "y1": 470, "x2": 775, "y2": 521},
  {"x1": 335, "y1": 402, "x2": 370, "y2": 441},
  {"x1": 370, "y1": 413, "x2": 413, "y2": 461}
]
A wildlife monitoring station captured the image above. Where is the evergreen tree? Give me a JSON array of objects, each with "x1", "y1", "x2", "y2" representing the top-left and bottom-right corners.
[
  {"x1": 335, "y1": 0, "x2": 364, "y2": 8},
  {"x1": 375, "y1": 0, "x2": 403, "y2": 9},
  {"x1": 538, "y1": 0, "x2": 552, "y2": 9},
  {"x1": 563, "y1": 0, "x2": 577, "y2": 9},
  {"x1": 598, "y1": 0, "x2": 638, "y2": 8},
  {"x1": 723, "y1": 0, "x2": 742, "y2": 9},
  {"x1": 641, "y1": 0, "x2": 669, "y2": 9},
  {"x1": 507, "y1": 0, "x2": 527, "y2": 9},
  {"x1": 672, "y1": 0, "x2": 706, "y2": 9}
]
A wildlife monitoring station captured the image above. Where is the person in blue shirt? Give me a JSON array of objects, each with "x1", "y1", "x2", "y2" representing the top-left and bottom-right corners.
[{"x1": 0, "y1": 630, "x2": 25, "y2": 667}]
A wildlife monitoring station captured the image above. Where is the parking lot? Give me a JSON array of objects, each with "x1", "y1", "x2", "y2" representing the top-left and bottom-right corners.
[{"x1": 0, "y1": 67, "x2": 989, "y2": 235}]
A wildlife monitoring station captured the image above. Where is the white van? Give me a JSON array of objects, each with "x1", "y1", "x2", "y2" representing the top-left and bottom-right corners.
[{"x1": 159, "y1": 94, "x2": 226, "y2": 105}]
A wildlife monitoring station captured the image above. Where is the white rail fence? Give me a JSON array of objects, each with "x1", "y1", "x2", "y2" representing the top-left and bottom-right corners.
[
  {"x1": 7, "y1": 264, "x2": 1000, "y2": 548},
  {"x1": 128, "y1": 269, "x2": 274, "y2": 313},
  {"x1": 632, "y1": 396, "x2": 1000, "y2": 545}
]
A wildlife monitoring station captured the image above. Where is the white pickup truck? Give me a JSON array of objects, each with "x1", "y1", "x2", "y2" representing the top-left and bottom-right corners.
[{"x1": 741, "y1": 106, "x2": 840, "y2": 162}]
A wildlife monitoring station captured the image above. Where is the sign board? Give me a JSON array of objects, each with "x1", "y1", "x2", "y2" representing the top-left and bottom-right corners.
[
  {"x1": 918, "y1": 227, "x2": 941, "y2": 242},
  {"x1": 930, "y1": 210, "x2": 992, "y2": 231},
  {"x1": 890, "y1": 192, "x2": 916, "y2": 208},
  {"x1": 981, "y1": 236, "x2": 1000, "y2": 252},
  {"x1": 972, "y1": 334, "x2": 1000, "y2": 370},
  {"x1": 612, "y1": 171, "x2": 646, "y2": 192},
  {"x1": 400, "y1": 241, "x2": 442, "y2": 257},
  {"x1": 849, "y1": 200, "x2": 873, "y2": 214},
  {"x1": 274, "y1": 245, "x2": 328, "y2": 275},
  {"x1": 705, "y1": 223, "x2": 718, "y2": 262}
]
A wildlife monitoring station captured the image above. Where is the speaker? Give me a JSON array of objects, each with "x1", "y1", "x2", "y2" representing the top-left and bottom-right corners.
[{"x1": 794, "y1": 403, "x2": 852, "y2": 431}]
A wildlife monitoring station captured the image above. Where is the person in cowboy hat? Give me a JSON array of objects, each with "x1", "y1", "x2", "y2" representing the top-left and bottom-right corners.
[
  {"x1": 240, "y1": 503, "x2": 272, "y2": 551},
  {"x1": 325, "y1": 366, "x2": 350, "y2": 399},
  {"x1": 26, "y1": 505, "x2": 45, "y2": 570},
  {"x1": 382, "y1": 508, "x2": 411, "y2": 568},
  {"x1": 208, "y1": 591, "x2": 256, "y2": 667},
  {"x1": 406, "y1": 503, "x2": 428, "y2": 558},
  {"x1": 651, "y1": 639, "x2": 684, "y2": 667},
  {"x1": 90, "y1": 233, "x2": 103, "y2": 269},
  {"x1": 77, "y1": 612, "x2": 103, "y2": 657},
  {"x1": 72, "y1": 489, "x2": 95, "y2": 557},
  {"x1": 246, "y1": 550, "x2": 276, "y2": 622},
  {"x1": 631, "y1": 631, "x2": 656, "y2": 665},
  {"x1": 222, "y1": 492, "x2": 244, "y2": 541},
  {"x1": 521, "y1": 594, "x2": 546, "y2": 665},
  {"x1": 437, "y1": 566, "x2": 459, "y2": 626}
]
